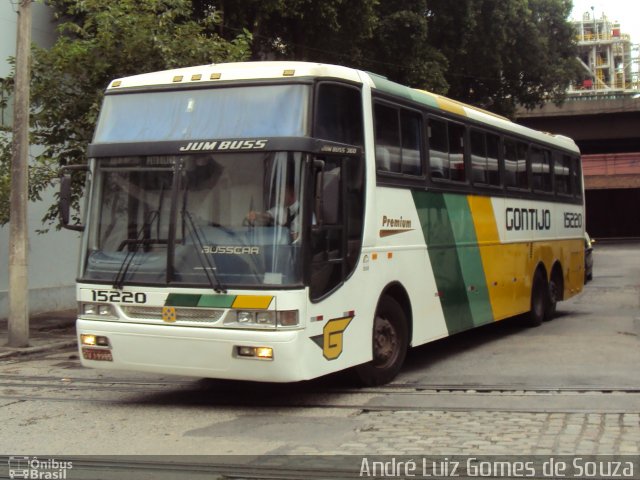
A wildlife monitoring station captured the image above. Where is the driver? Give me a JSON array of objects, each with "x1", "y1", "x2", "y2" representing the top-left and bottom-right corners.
[{"x1": 245, "y1": 184, "x2": 301, "y2": 241}]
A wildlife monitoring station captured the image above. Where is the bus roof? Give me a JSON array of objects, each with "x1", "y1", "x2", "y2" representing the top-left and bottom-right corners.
[{"x1": 106, "y1": 61, "x2": 579, "y2": 154}]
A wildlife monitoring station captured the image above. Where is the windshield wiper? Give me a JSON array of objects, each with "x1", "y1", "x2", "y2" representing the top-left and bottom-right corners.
[
  {"x1": 112, "y1": 210, "x2": 159, "y2": 289},
  {"x1": 182, "y1": 209, "x2": 227, "y2": 294}
]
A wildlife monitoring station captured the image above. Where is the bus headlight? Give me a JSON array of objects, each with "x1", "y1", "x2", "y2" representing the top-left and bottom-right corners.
[
  {"x1": 82, "y1": 303, "x2": 97, "y2": 316},
  {"x1": 224, "y1": 310, "x2": 298, "y2": 329},
  {"x1": 256, "y1": 311, "x2": 275, "y2": 325},
  {"x1": 236, "y1": 311, "x2": 254, "y2": 324},
  {"x1": 80, "y1": 303, "x2": 117, "y2": 319},
  {"x1": 229, "y1": 310, "x2": 276, "y2": 328}
]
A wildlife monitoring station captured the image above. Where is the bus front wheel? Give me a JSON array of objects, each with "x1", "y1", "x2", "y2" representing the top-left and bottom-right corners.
[{"x1": 354, "y1": 296, "x2": 408, "y2": 386}]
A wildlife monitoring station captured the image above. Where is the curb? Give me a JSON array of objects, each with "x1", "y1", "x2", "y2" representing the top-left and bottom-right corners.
[{"x1": 0, "y1": 339, "x2": 77, "y2": 359}]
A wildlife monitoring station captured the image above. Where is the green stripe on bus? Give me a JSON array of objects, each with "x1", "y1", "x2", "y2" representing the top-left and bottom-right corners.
[
  {"x1": 412, "y1": 191, "x2": 475, "y2": 334},
  {"x1": 165, "y1": 293, "x2": 237, "y2": 308},
  {"x1": 197, "y1": 294, "x2": 236, "y2": 308},
  {"x1": 442, "y1": 194, "x2": 494, "y2": 327},
  {"x1": 370, "y1": 75, "x2": 439, "y2": 110},
  {"x1": 165, "y1": 293, "x2": 202, "y2": 307}
]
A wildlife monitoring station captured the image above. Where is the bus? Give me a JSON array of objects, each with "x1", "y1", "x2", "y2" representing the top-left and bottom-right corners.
[{"x1": 60, "y1": 61, "x2": 585, "y2": 386}]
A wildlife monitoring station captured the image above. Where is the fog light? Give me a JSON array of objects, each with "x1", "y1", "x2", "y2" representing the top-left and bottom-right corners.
[
  {"x1": 235, "y1": 346, "x2": 273, "y2": 360},
  {"x1": 81, "y1": 334, "x2": 97, "y2": 346},
  {"x1": 96, "y1": 336, "x2": 110, "y2": 347},
  {"x1": 237, "y1": 346, "x2": 255, "y2": 357},
  {"x1": 255, "y1": 347, "x2": 273, "y2": 359}
]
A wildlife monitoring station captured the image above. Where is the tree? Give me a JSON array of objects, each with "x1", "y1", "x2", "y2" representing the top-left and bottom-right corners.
[
  {"x1": 204, "y1": 0, "x2": 449, "y2": 93},
  {"x1": 364, "y1": 0, "x2": 448, "y2": 92},
  {"x1": 0, "y1": 0, "x2": 583, "y2": 227},
  {"x1": 0, "y1": 0, "x2": 251, "y2": 226},
  {"x1": 427, "y1": 0, "x2": 581, "y2": 116}
]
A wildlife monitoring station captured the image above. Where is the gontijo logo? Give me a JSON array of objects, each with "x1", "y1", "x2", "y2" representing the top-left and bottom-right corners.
[{"x1": 310, "y1": 313, "x2": 355, "y2": 360}]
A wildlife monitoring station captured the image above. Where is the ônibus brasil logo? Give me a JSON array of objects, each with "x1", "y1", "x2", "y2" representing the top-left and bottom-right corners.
[{"x1": 8, "y1": 456, "x2": 73, "y2": 479}]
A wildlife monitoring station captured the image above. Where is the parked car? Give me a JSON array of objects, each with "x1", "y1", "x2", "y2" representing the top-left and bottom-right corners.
[{"x1": 584, "y1": 232, "x2": 594, "y2": 283}]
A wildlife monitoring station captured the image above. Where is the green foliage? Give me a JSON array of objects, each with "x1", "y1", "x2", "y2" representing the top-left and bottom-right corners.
[
  {"x1": 208, "y1": 0, "x2": 449, "y2": 93},
  {"x1": 208, "y1": 0, "x2": 578, "y2": 112},
  {"x1": 0, "y1": 134, "x2": 10, "y2": 225},
  {"x1": 427, "y1": 0, "x2": 581, "y2": 116},
  {"x1": 365, "y1": 0, "x2": 448, "y2": 92},
  {"x1": 0, "y1": 0, "x2": 251, "y2": 227},
  {"x1": 0, "y1": 0, "x2": 581, "y2": 228}
]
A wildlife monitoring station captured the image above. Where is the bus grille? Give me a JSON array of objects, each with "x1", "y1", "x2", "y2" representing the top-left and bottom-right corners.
[{"x1": 122, "y1": 306, "x2": 224, "y2": 323}]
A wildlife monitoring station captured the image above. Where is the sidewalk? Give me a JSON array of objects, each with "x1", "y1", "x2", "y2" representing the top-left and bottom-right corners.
[{"x1": 0, "y1": 309, "x2": 77, "y2": 359}]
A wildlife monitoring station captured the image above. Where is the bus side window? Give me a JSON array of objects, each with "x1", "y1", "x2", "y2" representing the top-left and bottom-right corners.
[
  {"x1": 470, "y1": 129, "x2": 488, "y2": 184},
  {"x1": 531, "y1": 146, "x2": 552, "y2": 192},
  {"x1": 555, "y1": 153, "x2": 571, "y2": 195},
  {"x1": 505, "y1": 139, "x2": 528, "y2": 190},
  {"x1": 315, "y1": 83, "x2": 364, "y2": 146},
  {"x1": 400, "y1": 110, "x2": 422, "y2": 175},
  {"x1": 516, "y1": 142, "x2": 529, "y2": 189},
  {"x1": 428, "y1": 118, "x2": 448, "y2": 179},
  {"x1": 374, "y1": 103, "x2": 401, "y2": 173},
  {"x1": 503, "y1": 139, "x2": 518, "y2": 188},
  {"x1": 572, "y1": 156, "x2": 583, "y2": 198},
  {"x1": 374, "y1": 103, "x2": 423, "y2": 176},
  {"x1": 486, "y1": 133, "x2": 500, "y2": 186},
  {"x1": 448, "y1": 123, "x2": 466, "y2": 182}
]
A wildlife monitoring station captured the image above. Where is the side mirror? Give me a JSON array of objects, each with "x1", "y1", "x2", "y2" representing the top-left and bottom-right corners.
[{"x1": 59, "y1": 164, "x2": 88, "y2": 232}]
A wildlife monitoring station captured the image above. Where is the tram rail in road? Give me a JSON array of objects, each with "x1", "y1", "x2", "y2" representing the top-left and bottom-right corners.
[{"x1": 1, "y1": 371, "x2": 638, "y2": 414}]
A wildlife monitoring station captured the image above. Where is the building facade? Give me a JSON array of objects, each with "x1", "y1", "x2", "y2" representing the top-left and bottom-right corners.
[
  {"x1": 517, "y1": 11, "x2": 640, "y2": 238},
  {"x1": 570, "y1": 11, "x2": 638, "y2": 94},
  {"x1": 0, "y1": 2, "x2": 80, "y2": 318}
]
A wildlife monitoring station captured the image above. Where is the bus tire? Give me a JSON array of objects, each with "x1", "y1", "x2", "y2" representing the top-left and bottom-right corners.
[
  {"x1": 354, "y1": 296, "x2": 408, "y2": 387},
  {"x1": 545, "y1": 268, "x2": 562, "y2": 321},
  {"x1": 526, "y1": 269, "x2": 547, "y2": 327}
]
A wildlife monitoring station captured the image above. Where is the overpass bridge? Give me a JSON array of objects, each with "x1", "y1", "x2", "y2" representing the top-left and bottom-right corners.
[{"x1": 516, "y1": 93, "x2": 640, "y2": 238}]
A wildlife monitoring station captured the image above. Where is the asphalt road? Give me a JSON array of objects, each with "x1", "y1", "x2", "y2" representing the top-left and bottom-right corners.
[
  {"x1": 397, "y1": 241, "x2": 640, "y2": 389},
  {"x1": 0, "y1": 242, "x2": 638, "y2": 465}
]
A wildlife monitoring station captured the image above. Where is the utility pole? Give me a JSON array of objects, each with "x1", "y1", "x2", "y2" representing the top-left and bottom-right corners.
[{"x1": 8, "y1": 0, "x2": 32, "y2": 348}]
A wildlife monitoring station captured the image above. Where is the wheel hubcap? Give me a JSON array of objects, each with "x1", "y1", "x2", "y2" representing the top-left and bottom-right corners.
[{"x1": 373, "y1": 316, "x2": 398, "y2": 367}]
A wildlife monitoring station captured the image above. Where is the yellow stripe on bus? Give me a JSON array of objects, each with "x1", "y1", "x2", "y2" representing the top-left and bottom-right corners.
[
  {"x1": 467, "y1": 195, "x2": 584, "y2": 321},
  {"x1": 231, "y1": 295, "x2": 274, "y2": 309},
  {"x1": 467, "y1": 196, "x2": 528, "y2": 321}
]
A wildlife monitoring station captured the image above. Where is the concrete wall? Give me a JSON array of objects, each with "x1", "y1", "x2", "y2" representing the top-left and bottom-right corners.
[{"x1": 0, "y1": 3, "x2": 80, "y2": 319}]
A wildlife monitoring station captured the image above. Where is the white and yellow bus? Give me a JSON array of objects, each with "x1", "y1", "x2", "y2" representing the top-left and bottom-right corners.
[{"x1": 61, "y1": 62, "x2": 585, "y2": 386}]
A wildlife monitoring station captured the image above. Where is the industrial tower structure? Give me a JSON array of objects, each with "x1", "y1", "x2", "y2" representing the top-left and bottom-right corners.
[{"x1": 570, "y1": 11, "x2": 638, "y2": 95}]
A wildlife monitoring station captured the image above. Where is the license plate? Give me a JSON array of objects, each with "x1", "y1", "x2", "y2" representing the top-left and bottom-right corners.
[{"x1": 82, "y1": 347, "x2": 113, "y2": 362}]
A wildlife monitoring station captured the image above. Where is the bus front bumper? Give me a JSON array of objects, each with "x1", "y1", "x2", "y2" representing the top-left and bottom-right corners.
[{"x1": 76, "y1": 318, "x2": 308, "y2": 382}]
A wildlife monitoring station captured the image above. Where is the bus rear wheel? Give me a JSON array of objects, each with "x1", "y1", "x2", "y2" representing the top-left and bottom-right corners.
[
  {"x1": 526, "y1": 269, "x2": 548, "y2": 327},
  {"x1": 354, "y1": 296, "x2": 408, "y2": 387},
  {"x1": 544, "y1": 271, "x2": 562, "y2": 321}
]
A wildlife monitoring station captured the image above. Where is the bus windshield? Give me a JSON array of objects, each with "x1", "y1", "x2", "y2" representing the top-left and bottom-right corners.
[
  {"x1": 93, "y1": 84, "x2": 310, "y2": 143},
  {"x1": 83, "y1": 153, "x2": 306, "y2": 288}
]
